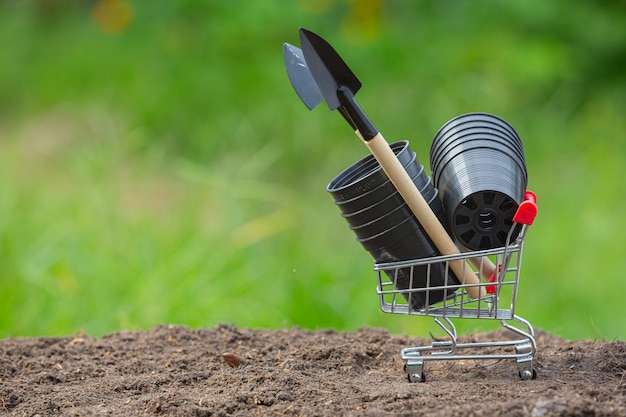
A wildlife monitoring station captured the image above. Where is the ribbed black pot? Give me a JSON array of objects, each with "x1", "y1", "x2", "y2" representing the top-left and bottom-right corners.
[
  {"x1": 430, "y1": 113, "x2": 527, "y2": 250},
  {"x1": 327, "y1": 140, "x2": 459, "y2": 309}
]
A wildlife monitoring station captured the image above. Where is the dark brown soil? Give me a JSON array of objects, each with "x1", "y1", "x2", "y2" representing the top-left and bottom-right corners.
[{"x1": 1, "y1": 324, "x2": 625, "y2": 416}]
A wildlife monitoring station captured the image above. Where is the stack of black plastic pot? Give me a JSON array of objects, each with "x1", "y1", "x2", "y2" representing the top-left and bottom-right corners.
[
  {"x1": 430, "y1": 113, "x2": 527, "y2": 250},
  {"x1": 327, "y1": 112, "x2": 527, "y2": 309}
]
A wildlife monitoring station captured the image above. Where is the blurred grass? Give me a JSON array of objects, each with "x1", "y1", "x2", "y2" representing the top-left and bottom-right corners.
[{"x1": 1, "y1": 0, "x2": 625, "y2": 340}]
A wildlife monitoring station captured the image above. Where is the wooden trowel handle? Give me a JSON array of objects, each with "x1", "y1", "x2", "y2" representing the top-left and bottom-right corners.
[
  {"x1": 364, "y1": 133, "x2": 486, "y2": 299},
  {"x1": 467, "y1": 255, "x2": 497, "y2": 283}
]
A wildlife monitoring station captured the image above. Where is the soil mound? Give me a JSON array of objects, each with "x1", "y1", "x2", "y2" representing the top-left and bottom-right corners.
[{"x1": 1, "y1": 324, "x2": 624, "y2": 416}]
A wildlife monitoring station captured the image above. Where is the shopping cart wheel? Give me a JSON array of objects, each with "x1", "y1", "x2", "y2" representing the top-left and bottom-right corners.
[
  {"x1": 407, "y1": 370, "x2": 426, "y2": 383},
  {"x1": 404, "y1": 362, "x2": 426, "y2": 383},
  {"x1": 519, "y1": 367, "x2": 537, "y2": 381},
  {"x1": 515, "y1": 341, "x2": 536, "y2": 380}
]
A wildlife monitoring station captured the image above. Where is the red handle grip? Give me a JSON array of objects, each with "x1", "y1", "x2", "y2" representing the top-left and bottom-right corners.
[{"x1": 512, "y1": 190, "x2": 538, "y2": 226}]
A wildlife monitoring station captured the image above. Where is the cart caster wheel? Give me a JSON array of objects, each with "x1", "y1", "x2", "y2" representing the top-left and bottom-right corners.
[
  {"x1": 519, "y1": 368, "x2": 537, "y2": 380},
  {"x1": 404, "y1": 360, "x2": 425, "y2": 383},
  {"x1": 407, "y1": 371, "x2": 426, "y2": 383}
]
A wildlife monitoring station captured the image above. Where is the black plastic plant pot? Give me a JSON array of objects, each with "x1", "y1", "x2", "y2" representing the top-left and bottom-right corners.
[
  {"x1": 431, "y1": 124, "x2": 523, "y2": 162},
  {"x1": 361, "y1": 198, "x2": 459, "y2": 309},
  {"x1": 431, "y1": 120, "x2": 522, "y2": 153},
  {"x1": 431, "y1": 132, "x2": 526, "y2": 184},
  {"x1": 339, "y1": 170, "x2": 423, "y2": 226},
  {"x1": 339, "y1": 162, "x2": 436, "y2": 228},
  {"x1": 432, "y1": 119, "x2": 522, "y2": 149},
  {"x1": 350, "y1": 189, "x2": 441, "y2": 242},
  {"x1": 436, "y1": 149, "x2": 526, "y2": 249},
  {"x1": 430, "y1": 113, "x2": 527, "y2": 250},
  {"x1": 327, "y1": 140, "x2": 459, "y2": 309},
  {"x1": 328, "y1": 141, "x2": 415, "y2": 204},
  {"x1": 430, "y1": 113, "x2": 525, "y2": 182},
  {"x1": 432, "y1": 142, "x2": 526, "y2": 190},
  {"x1": 451, "y1": 189, "x2": 524, "y2": 250},
  {"x1": 380, "y1": 259, "x2": 459, "y2": 311},
  {"x1": 354, "y1": 193, "x2": 459, "y2": 309},
  {"x1": 331, "y1": 150, "x2": 430, "y2": 216},
  {"x1": 333, "y1": 152, "x2": 429, "y2": 213},
  {"x1": 431, "y1": 112, "x2": 523, "y2": 150},
  {"x1": 348, "y1": 200, "x2": 416, "y2": 240}
]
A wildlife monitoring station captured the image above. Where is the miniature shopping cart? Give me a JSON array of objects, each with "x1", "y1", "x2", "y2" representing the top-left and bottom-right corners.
[{"x1": 375, "y1": 191, "x2": 538, "y2": 382}]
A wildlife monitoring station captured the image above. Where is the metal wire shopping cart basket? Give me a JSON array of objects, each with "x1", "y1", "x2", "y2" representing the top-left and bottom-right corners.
[{"x1": 375, "y1": 191, "x2": 538, "y2": 382}]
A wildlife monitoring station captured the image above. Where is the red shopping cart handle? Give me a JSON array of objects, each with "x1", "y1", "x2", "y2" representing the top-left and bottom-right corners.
[
  {"x1": 486, "y1": 191, "x2": 537, "y2": 294},
  {"x1": 512, "y1": 190, "x2": 538, "y2": 226}
]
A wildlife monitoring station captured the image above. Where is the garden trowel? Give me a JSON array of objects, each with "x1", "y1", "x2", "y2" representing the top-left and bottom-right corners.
[{"x1": 295, "y1": 28, "x2": 487, "y2": 299}]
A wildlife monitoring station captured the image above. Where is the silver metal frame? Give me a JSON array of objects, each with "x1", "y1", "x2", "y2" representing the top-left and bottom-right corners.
[{"x1": 375, "y1": 224, "x2": 537, "y2": 382}]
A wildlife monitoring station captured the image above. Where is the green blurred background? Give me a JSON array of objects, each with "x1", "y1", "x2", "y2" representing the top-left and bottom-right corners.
[{"x1": 1, "y1": 0, "x2": 625, "y2": 340}]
